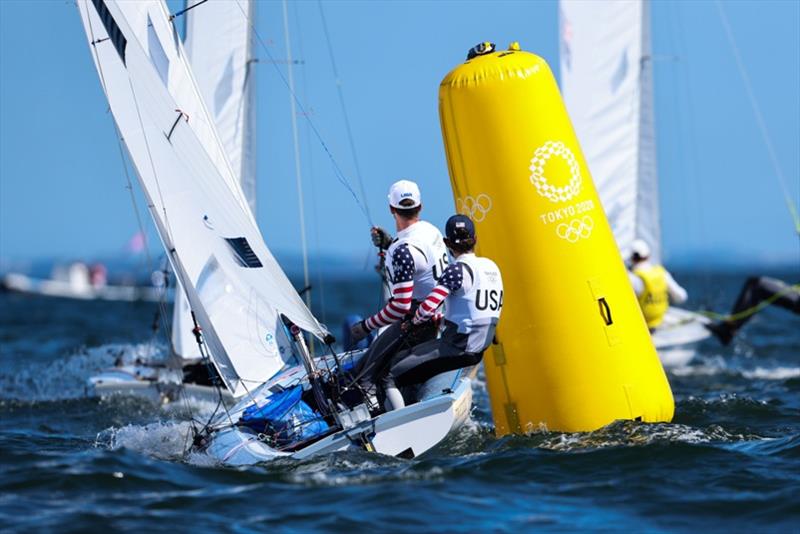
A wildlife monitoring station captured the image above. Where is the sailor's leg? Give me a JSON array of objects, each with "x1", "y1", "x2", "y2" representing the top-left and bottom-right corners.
[
  {"x1": 710, "y1": 276, "x2": 799, "y2": 344},
  {"x1": 380, "y1": 333, "x2": 479, "y2": 412},
  {"x1": 354, "y1": 321, "x2": 404, "y2": 386},
  {"x1": 383, "y1": 386, "x2": 406, "y2": 412},
  {"x1": 379, "y1": 338, "x2": 441, "y2": 411},
  {"x1": 394, "y1": 349, "x2": 480, "y2": 390},
  {"x1": 728, "y1": 277, "x2": 799, "y2": 329}
]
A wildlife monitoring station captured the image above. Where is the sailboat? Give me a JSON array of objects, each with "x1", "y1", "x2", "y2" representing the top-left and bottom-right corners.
[
  {"x1": 88, "y1": 0, "x2": 256, "y2": 405},
  {"x1": 559, "y1": 0, "x2": 711, "y2": 366},
  {"x1": 77, "y1": 0, "x2": 472, "y2": 463},
  {"x1": 1, "y1": 263, "x2": 168, "y2": 303}
]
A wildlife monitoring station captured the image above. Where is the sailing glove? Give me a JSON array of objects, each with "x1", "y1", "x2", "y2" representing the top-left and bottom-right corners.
[
  {"x1": 350, "y1": 320, "x2": 370, "y2": 342},
  {"x1": 371, "y1": 227, "x2": 393, "y2": 250}
]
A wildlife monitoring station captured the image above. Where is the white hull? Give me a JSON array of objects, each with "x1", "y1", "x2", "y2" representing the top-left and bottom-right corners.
[
  {"x1": 205, "y1": 375, "x2": 473, "y2": 466},
  {"x1": 653, "y1": 307, "x2": 712, "y2": 367},
  {"x1": 87, "y1": 366, "x2": 233, "y2": 406},
  {"x1": 2, "y1": 273, "x2": 169, "y2": 303}
]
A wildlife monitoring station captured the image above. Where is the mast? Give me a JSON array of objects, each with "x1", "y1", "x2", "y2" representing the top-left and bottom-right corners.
[{"x1": 282, "y1": 0, "x2": 312, "y2": 313}]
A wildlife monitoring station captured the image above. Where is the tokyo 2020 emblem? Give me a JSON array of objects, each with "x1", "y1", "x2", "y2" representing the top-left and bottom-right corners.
[{"x1": 529, "y1": 141, "x2": 582, "y2": 203}]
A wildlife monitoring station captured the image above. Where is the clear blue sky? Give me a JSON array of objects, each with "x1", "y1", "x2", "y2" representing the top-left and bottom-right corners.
[{"x1": 1, "y1": 0, "x2": 798, "y2": 268}]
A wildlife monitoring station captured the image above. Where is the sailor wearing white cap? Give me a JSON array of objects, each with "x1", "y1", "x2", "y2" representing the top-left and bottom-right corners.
[
  {"x1": 378, "y1": 214, "x2": 504, "y2": 411},
  {"x1": 350, "y1": 180, "x2": 448, "y2": 401}
]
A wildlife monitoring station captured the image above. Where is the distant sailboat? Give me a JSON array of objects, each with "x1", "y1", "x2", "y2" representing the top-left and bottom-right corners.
[
  {"x1": 559, "y1": 0, "x2": 711, "y2": 366},
  {"x1": 78, "y1": 0, "x2": 472, "y2": 463},
  {"x1": 1, "y1": 262, "x2": 168, "y2": 303}
]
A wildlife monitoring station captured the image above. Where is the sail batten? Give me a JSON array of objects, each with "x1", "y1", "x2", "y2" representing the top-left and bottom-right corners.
[
  {"x1": 78, "y1": 0, "x2": 326, "y2": 397},
  {"x1": 560, "y1": 0, "x2": 661, "y2": 263}
]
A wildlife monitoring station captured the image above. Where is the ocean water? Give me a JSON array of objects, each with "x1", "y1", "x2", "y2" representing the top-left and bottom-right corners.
[{"x1": 1, "y1": 269, "x2": 798, "y2": 532}]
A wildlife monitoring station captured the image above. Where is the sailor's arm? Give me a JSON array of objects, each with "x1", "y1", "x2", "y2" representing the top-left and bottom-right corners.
[
  {"x1": 413, "y1": 263, "x2": 467, "y2": 324},
  {"x1": 628, "y1": 270, "x2": 644, "y2": 296},
  {"x1": 364, "y1": 244, "x2": 416, "y2": 330},
  {"x1": 665, "y1": 270, "x2": 688, "y2": 304}
]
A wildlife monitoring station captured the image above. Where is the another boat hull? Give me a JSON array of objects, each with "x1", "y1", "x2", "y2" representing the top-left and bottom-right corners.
[
  {"x1": 654, "y1": 307, "x2": 712, "y2": 367},
  {"x1": 2, "y1": 273, "x2": 169, "y2": 303},
  {"x1": 88, "y1": 367, "x2": 233, "y2": 406}
]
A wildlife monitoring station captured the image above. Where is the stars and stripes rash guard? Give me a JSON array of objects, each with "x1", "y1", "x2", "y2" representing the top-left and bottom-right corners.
[
  {"x1": 364, "y1": 244, "x2": 419, "y2": 330},
  {"x1": 414, "y1": 253, "x2": 504, "y2": 354},
  {"x1": 363, "y1": 221, "x2": 448, "y2": 331},
  {"x1": 413, "y1": 262, "x2": 470, "y2": 324}
]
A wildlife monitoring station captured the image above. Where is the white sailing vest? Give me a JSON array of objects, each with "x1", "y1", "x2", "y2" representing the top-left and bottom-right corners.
[
  {"x1": 445, "y1": 254, "x2": 504, "y2": 353},
  {"x1": 388, "y1": 221, "x2": 448, "y2": 300}
]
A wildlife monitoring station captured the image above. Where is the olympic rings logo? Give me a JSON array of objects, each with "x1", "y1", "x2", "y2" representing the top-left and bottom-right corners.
[
  {"x1": 529, "y1": 141, "x2": 582, "y2": 203},
  {"x1": 556, "y1": 216, "x2": 594, "y2": 243},
  {"x1": 456, "y1": 193, "x2": 493, "y2": 222}
]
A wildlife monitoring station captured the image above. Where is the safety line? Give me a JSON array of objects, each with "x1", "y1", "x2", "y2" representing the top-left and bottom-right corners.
[{"x1": 715, "y1": 0, "x2": 800, "y2": 236}]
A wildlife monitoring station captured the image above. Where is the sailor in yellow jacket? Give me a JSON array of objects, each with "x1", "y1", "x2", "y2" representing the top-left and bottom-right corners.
[{"x1": 628, "y1": 239, "x2": 688, "y2": 329}]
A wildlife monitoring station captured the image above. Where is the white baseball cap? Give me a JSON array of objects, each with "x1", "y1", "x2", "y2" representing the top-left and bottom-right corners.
[
  {"x1": 387, "y1": 180, "x2": 421, "y2": 209},
  {"x1": 630, "y1": 239, "x2": 651, "y2": 259}
]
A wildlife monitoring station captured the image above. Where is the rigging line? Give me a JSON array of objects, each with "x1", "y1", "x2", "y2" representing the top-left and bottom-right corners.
[
  {"x1": 295, "y1": 2, "x2": 328, "y2": 325},
  {"x1": 168, "y1": 0, "x2": 209, "y2": 22},
  {"x1": 84, "y1": 1, "x2": 174, "y2": 353},
  {"x1": 232, "y1": 0, "x2": 373, "y2": 228},
  {"x1": 714, "y1": 0, "x2": 800, "y2": 236},
  {"x1": 190, "y1": 312, "x2": 237, "y2": 428},
  {"x1": 282, "y1": 0, "x2": 312, "y2": 318},
  {"x1": 674, "y1": 0, "x2": 713, "y2": 289},
  {"x1": 317, "y1": 0, "x2": 372, "y2": 224}
]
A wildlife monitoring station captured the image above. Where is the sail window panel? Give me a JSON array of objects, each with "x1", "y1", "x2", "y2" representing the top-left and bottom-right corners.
[
  {"x1": 224, "y1": 237, "x2": 263, "y2": 268},
  {"x1": 91, "y1": 0, "x2": 127, "y2": 65},
  {"x1": 147, "y1": 15, "x2": 169, "y2": 86}
]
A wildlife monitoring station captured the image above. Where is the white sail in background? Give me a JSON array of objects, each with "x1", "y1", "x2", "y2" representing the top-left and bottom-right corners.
[
  {"x1": 77, "y1": 0, "x2": 327, "y2": 397},
  {"x1": 559, "y1": 0, "x2": 661, "y2": 263},
  {"x1": 173, "y1": 0, "x2": 258, "y2": 363},
  {"x1": 184, "y1": 0, "x2": 257, "y2": 212}
]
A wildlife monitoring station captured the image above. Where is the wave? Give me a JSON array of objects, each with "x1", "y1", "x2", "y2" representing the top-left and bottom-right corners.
[
  {"x1": 0, "y1": 342, "x2": 166, "y2": 402},
  {"x1": 671, "y1": 354, "x2": 800, "y2": 381},
  {"x1": 741, "y1": 366, "x2": 800, "y2": 380}
]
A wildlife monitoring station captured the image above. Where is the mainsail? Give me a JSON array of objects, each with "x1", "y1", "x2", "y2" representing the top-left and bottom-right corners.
[
  {"x1": 184, "y1": 0, "x2": 257, "y2": 210},
  {"x1": 77, "y1": 0, "x2": 328, "y2": 397},
  {"x1": 172, "y1": 0, "x2": 258, "y2": 363},
  {"x1": 559, "y1": 0, "x2": 661, "y2": 263}
]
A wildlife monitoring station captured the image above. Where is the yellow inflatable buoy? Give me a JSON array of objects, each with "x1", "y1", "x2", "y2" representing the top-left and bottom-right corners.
[{"x1": 438, "y1": 42, "x2": 674, "y2": 435}]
